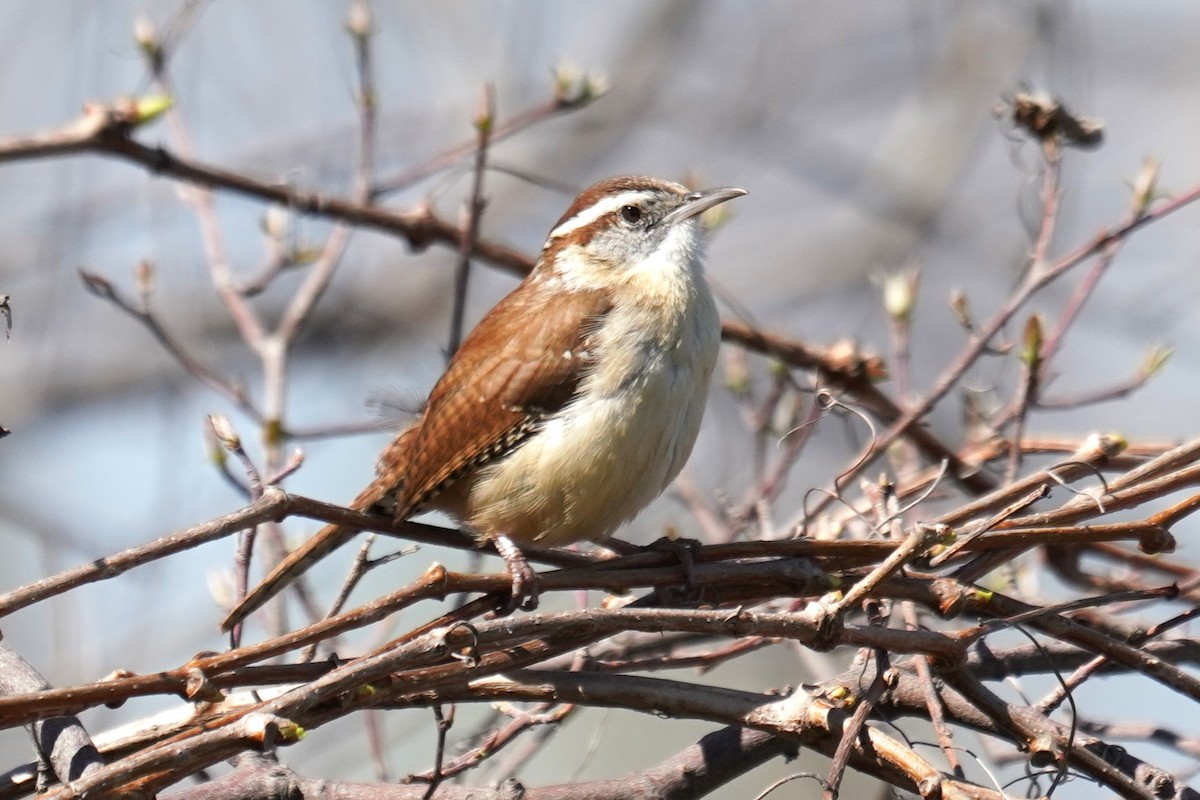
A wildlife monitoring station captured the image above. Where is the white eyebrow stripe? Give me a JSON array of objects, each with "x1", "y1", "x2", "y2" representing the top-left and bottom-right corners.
[{"x1": 546, "y1": 190, "x2": 655, "y2": 241}]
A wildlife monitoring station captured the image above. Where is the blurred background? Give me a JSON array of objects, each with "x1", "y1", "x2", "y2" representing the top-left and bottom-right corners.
[{"x1": 2, "y1": 2, "x2": 1200, "y2": 797}]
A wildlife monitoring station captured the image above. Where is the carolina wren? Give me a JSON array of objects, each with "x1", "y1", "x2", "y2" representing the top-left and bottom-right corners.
[{"x1": 221, "y1": 176, "x2": 745, "y2": 631}]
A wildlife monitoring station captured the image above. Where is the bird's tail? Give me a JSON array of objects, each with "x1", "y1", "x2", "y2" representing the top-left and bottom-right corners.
[
  {"x1": 220, "y1": 520, "x2": 356, "y2": 632},
  {"x1": 220, "y1": 477, "x2": 398, "y2": 632}
]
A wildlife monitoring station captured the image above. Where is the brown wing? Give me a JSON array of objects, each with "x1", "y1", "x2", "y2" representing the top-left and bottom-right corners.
[{"x1": 387, "y1": 276, "x2": 612, "y2": 517}]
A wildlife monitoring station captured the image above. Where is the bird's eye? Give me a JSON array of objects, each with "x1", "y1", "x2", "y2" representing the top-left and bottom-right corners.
[{"x1": 619, "y1": 205, "x2": 643, "y2": 224}]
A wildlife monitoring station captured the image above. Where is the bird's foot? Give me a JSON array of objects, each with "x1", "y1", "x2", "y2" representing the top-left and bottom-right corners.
[{"x1": 493, "y1": 533, "x2": 541, "y2": 614}]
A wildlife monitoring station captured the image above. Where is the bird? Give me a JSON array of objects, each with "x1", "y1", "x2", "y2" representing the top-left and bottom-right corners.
[{"x1": 221, "y1": 175, "x2": 745, "y2": 631}]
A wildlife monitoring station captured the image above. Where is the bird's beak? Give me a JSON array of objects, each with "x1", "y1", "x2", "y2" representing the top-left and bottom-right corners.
[{"x1": 662, "y1": 186, "x2": 747, "y2": 227}]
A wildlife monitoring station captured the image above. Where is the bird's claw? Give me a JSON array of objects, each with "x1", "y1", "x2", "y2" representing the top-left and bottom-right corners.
[{"x1": 492, "y1": 534, "x2": 541, "y2": 614}]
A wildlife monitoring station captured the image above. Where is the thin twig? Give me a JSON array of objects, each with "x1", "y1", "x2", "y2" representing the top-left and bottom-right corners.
[
  {"x1": 420, "y1": 705, "x2": 453, "y2": 800},
  {"x1": 805, "y1": 171, "x2": 1200, "y2": 518},
  {"x1": 369, "y1": 92, "x2": 600, "y2": 198},
  {"x1": 447, "y1": 85, "x2": 494, "y2": 357},
  {"x1": 78, "y1": 269, "x2": 263, "y2": 422}
]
